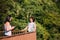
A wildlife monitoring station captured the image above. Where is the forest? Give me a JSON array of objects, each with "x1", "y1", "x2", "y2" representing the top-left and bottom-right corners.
[{"x1": 0, "y1": 0, "x2": 60, "y2": 40}]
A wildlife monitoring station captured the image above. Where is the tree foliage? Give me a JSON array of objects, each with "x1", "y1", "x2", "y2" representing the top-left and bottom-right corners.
[{"x1": 0, "y1": 0, "x2": 60, "y2": 40}]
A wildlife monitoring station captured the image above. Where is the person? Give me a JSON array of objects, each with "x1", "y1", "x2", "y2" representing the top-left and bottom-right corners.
[
  {"x1": 20, "y1": 17, "x2": 36, "y2": 32},
  {"x1": 4, "y1": 15, "x2": 15, "y2": 36}
]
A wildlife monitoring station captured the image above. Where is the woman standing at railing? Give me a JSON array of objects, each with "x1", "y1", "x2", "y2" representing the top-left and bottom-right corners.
[
  {"x1": 4, "y1": 15, "x2": 15, "y2": 36},
  {"x1": 21, "y1": 17, "x2": 36, "y2": 32}
]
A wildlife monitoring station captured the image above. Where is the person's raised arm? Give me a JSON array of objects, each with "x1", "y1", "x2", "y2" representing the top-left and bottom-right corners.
[{"x1": 20, "y1": 26, "x2": 28, "y2": 32}]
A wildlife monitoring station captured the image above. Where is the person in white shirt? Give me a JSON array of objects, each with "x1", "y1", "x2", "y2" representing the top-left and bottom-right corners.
[
  {"x1": 4, "y1": 15, "x2": 15, "y2": 36},
  {"x1": 21, "y1": 17, "x2": 36, "y2": 32}
]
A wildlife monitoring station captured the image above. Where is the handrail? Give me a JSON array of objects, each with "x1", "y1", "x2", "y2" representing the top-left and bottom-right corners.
[{"x1": 0, "y1": 30, "x2": 21, "y2": 35}]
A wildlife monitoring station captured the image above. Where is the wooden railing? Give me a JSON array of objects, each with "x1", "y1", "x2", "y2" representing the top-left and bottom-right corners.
[{"x1": 0, "y1": 31, "x2": 36, "y2": 40}]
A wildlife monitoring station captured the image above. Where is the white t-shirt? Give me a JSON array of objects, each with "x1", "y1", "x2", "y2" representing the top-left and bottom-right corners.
[
  {"x1": 4, "y1": 25, "x2": 12, "y2": 36},
  {"x1": 28, "y1": 22, "x2": 35, "y2": 32}
]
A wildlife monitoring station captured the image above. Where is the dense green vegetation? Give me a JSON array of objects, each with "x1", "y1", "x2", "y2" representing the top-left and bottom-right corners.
[{"x1": 0, "y1": 0, "x2": 60, "y2": 40}]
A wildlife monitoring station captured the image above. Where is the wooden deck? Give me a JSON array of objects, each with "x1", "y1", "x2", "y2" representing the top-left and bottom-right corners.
[{"x1": 0, "y1": 31, "x2": 36, "y2": 40}]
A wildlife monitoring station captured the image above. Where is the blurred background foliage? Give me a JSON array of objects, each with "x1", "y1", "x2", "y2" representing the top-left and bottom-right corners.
[{"x1": 0, "y1": 0, "x2": 60, "y2": 40}]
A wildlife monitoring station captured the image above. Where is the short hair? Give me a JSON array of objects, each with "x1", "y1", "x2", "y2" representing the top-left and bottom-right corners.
[
  {"x1": 4, "y1": 15, "x2": 12, "y2": 23},
  {"x1": 30, "y1": 17, "x2": 35, "y2": 22}
]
